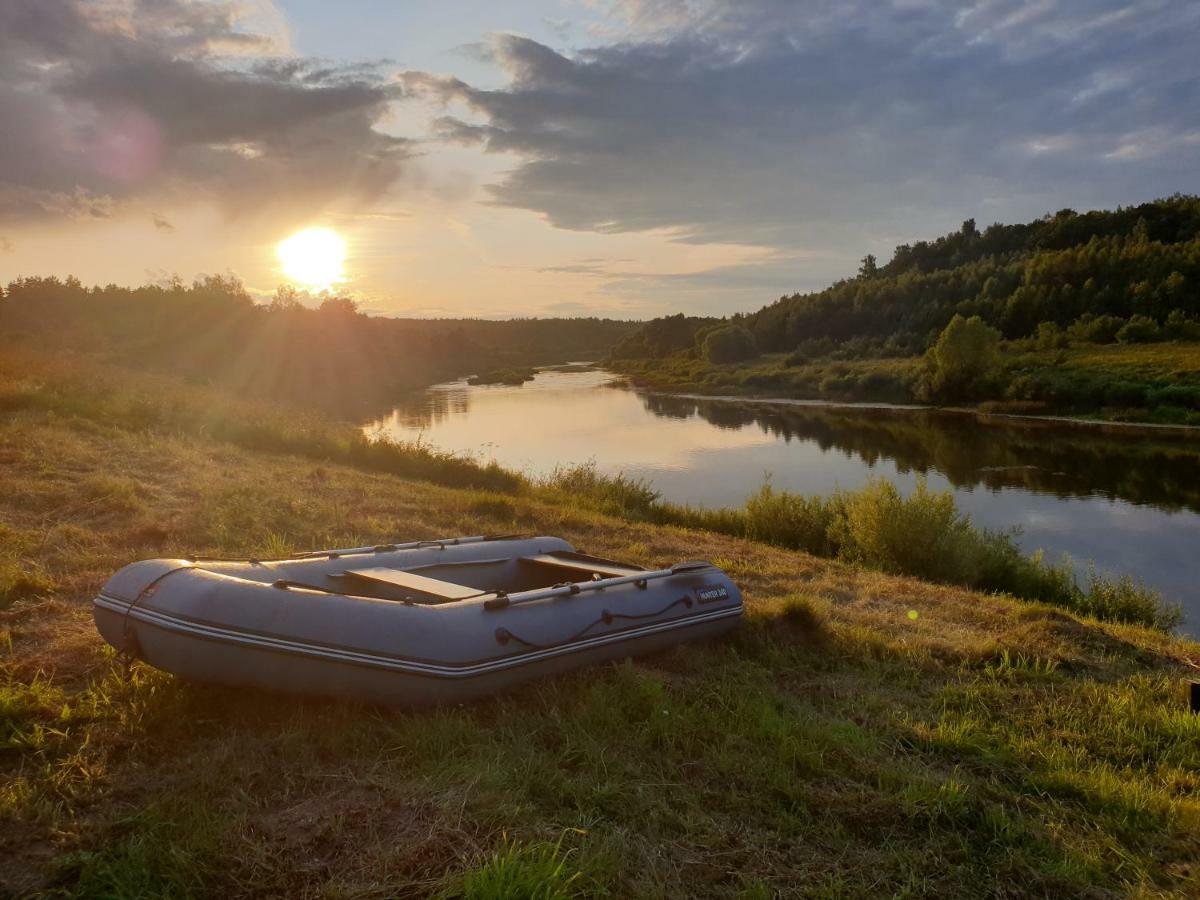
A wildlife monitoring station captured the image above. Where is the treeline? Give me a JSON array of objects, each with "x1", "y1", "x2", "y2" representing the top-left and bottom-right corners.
[
  {"x1": 613, "y1": 195, "x2": 1200, "y2": 361},
  {"x1": 0, "y1": 276, "x2": 636, "y2": 412}
]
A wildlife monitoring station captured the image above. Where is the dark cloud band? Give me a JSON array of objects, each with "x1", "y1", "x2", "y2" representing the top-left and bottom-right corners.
[{"x1": 0, "y1": 0, "x2": 410, "y2": 223}]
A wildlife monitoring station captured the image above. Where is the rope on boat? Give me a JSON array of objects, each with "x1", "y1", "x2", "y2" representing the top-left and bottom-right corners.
[
  {"x1": 494, "y1": 594, "x2": 694, "y2": 650},
  {"x1": 118, "y1": 565, "x2": 194, "y2": 675}
]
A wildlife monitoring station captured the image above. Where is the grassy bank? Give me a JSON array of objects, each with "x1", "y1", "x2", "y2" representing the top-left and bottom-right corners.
[
  {"x1": 2, "y1": 347, "x2": 1199, "y2": 896},
  {"x1": 612, "y1": 340, "x2": 1200, "y2": 426}
]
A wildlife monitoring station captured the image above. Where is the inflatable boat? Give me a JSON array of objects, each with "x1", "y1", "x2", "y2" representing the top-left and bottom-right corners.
[{"x1": 93, "y1": 535, "x2": 743, "y2": 705}]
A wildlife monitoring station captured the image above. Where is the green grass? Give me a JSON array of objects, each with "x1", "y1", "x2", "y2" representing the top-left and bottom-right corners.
[
  {"x1": 613, "y1": 352, "x2": 920, "y2": 405},
  {"x1": 611, "y1": 340, "x2": 1200, "y2": 426},
  {"x1": 441, "y1": 834, "x2": 589, "y2": 899},
  {"x1": 2, "y1": 346, "x2": 1198, "y2": 896}
]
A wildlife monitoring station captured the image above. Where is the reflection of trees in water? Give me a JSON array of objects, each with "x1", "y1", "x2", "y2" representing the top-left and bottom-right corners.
[
  {"x1": 640, "y1": 393, "x2": 1200, "y2": 513},
  {"x1": 372, "y1": 388, "x2": 471, "y2": 432}
]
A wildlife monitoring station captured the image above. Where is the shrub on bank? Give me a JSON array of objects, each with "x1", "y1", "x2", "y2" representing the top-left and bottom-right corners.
[
  {"x1": 1116, "y1": 315, "x2": 1162, "y2": 344},
  {"x1": 542, "y1": 463, "x2": 661, "y2": 516},
  {"x1": 562, "y1": 471, "x2": 1180, "y2": 631},
  {"x1": 702, "y1": 325, "x2": 759, "y2": 364},
  {"x1": 741, "y1": 483, "x2": 841, "y2": 557}
]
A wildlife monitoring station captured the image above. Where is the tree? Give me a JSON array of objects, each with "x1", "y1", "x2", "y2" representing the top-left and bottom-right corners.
[
  {"x1": 269, "y1": 284, "x2": 303, "y2": 313},
  {"x1": 317, "y1": 295, "x2": 359, "y2": 317},
  {"x1": 925, "y1": 314, "x2": 1001, "y2": 399},
  {"x1": 702, "y1": 324, "x2": 759, "y2": 364},
  {"x1": 858, "y1": 254, "x2": 879, "y2": 279}
]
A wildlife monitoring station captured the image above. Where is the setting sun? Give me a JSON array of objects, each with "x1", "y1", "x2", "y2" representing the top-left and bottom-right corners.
[{"x1": 276, "y1": 227, "x2": 346, "y2": 290}]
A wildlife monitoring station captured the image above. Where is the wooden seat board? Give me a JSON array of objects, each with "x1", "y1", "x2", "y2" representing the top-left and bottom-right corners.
[
  {"x1": 520, "y1": 554, "x2": 641, "y2": 579},
  {"x1": 343, "y1": 567, "x2": 482, "y2": 600}
]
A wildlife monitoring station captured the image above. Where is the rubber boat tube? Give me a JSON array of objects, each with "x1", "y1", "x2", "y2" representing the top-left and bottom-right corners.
[{"x1": 93, "y1": 535, "x2": 743, "y2": 705}]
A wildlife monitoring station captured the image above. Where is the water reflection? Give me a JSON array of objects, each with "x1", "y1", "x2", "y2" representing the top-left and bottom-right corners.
[
  {"x1": 365, "y1": 368, "x2": 1200, "y2": 633},
  {"x1": 641, "y1": 394, "x2": 1200, "y2": 514}
]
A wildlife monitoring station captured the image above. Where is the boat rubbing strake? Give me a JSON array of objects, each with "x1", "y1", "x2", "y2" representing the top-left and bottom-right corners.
[{"x1": 93, "y1": 535, "x2": 743, "y2": 705}]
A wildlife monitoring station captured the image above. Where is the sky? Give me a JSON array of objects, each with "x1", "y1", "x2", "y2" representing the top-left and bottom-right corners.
[{"x1": 1, "y1": 0, "x2": 1197, "y2": 319}]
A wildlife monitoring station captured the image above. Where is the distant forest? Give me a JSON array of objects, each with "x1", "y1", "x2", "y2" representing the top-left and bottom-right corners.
[
  {"x1": 0, "y1": 277, "x2": 636, "y2": 412},
  {"x1": 614, "y1": 195, "x2": 1200, "y2": 361}
]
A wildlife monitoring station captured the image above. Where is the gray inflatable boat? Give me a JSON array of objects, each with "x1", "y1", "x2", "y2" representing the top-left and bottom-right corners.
[{"x1": 93, "y1": 535, "x2": 743, "y2": 705}]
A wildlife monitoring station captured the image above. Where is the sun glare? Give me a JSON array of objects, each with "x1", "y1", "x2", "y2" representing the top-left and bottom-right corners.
[{"x1": 277, "y1": 227, "x2": 346, "y2": 290}]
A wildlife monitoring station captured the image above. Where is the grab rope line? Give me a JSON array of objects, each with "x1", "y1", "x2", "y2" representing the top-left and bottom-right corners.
[
  {"x1": 119, "y1": 566, "x2": 193, "y2": 672},
  {"x1": 494, "y1": 594, "x2": 694, "y2": 650}
]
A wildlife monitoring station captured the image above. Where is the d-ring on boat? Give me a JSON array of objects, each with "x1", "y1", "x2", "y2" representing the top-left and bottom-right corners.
[{"x1": 93, "y1": 535, "x2": 743, "y2": 705}]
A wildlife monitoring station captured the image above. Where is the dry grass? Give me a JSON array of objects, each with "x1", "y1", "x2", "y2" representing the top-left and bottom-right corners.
[
  {"x1": 1, "y1": 366, "x2": 1199, "y2": 897},
  {"x1": 1064, "y1": 342, "x2": 1200, "y2": 381}
]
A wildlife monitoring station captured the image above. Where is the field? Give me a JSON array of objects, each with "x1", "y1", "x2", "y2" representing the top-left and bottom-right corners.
[{"x1": 3, "y1": 350, "x2": 1200, "y2": 897}]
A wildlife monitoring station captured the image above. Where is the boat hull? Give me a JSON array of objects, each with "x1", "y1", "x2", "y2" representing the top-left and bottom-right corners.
[{"x1": 93, "y1": 536, "x2": 743, "y2": 706}]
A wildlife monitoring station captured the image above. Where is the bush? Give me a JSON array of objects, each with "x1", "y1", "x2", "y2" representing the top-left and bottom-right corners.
[
  {"x1": 818, "y1": 373, "x2": 860, "y2": 396},
  {"x1": 542, "y1": 462, "x2": 661, "y2": 516},
  {"x1": 1116, "y1": 315, "x2": 1161, "y2": 344},
  {"x1": 1035, "y1": 322, "x2": 1068, "y2": 351},
  {"x1": 831, "y1": 478, "x2": 985, "y2": 584},
  {"x1": 1067, "y1": 314, "x2": 1125, "y2": 344},
  {"x1": 742, "y1": 483, "x2": 840, "y2": 556},
  {"x1": 702, "y1": 325, "x2": 759, "y2": 364},
  {"x1": 1146, "y1": 384, "x2": 1200, "y2": 411},
  {"x1": 924, "y1": 315, "x2": 1002, "y2": 400},
  {"x1": 1103, "y1": 381, "x2": 1148, "y2": 408},
  {"x1": 1164, "y1": 310, "x2": 1200, "y2": 341},
  {"x1": 1073, "y1": 569, "x2": 1181, "y2": 631},
  {"x1": 858, "y1": 370, "x2": 911, "y2": 401}
]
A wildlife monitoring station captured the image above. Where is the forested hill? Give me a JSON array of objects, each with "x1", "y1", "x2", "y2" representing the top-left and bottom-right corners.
[
  {"x1": 0, "y1": 277, "x2": 637, "y2": 412},
  {"x1": 614, "y1": 195, "x2": 1200, "y2": 360}
]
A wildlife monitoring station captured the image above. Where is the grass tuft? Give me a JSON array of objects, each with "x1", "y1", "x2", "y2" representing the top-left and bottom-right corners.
[{"x1": 441, "y1": 833, "x2": 588, "y2": 900}]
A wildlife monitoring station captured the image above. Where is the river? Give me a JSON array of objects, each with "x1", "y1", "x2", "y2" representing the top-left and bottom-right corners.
[{"x1": 365, "y1": 366, "x2": 1200, "y2": 635}]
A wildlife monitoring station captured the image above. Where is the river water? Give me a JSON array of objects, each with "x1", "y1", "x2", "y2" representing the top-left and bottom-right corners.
[{"x1": 365, "y1": 366, "x2": 1200, "y2": 635}]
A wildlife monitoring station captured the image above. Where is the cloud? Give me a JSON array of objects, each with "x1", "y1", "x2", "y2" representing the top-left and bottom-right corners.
[
  {"x1": 0, "y1": 0, "x2": 411, "y2": 224},
  {"x1": 402, "y1": 0, "x2": 1200, "y2": 296},
  {"x1": 152, "y1": 213, "x2": 175, "y2": 231}
]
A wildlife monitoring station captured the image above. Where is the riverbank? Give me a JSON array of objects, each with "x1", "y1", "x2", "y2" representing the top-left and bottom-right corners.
[
  {"x1": 611, "y1": 340, "x2": 1200, "y2": 428},
  {"x1": 2, "y1": 350, "x2": 1199, "y2": 896},
  {"x1": 649, "y1": 389, "x2": 1200, "y2": 438}
]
